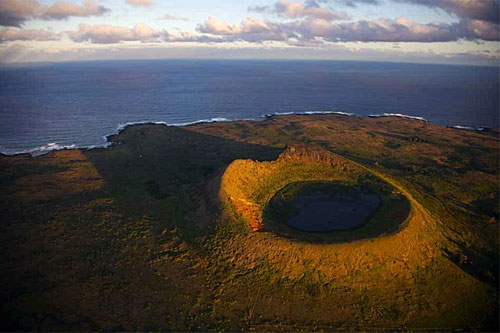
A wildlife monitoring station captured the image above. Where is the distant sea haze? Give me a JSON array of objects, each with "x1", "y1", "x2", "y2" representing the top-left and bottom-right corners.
[{"x1": 0, "y1": 60, "x2": 498, "y2": 155}]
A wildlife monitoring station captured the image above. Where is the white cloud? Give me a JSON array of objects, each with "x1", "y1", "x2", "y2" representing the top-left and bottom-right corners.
[
  {"x1": 163, "y1": 31, "x2": 223, "y2": 43},
  {"x1": 68, "y1": 23, "x2": 161, "y2": 43},
  {"x1": 197, "y1": 16, "x2": 290, "y2": 42},
  {"x1": 197, "y1": 16, "x2": 244, "y2": 35}
]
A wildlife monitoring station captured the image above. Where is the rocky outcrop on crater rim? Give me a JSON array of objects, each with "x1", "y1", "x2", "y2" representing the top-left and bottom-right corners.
[{"x1": 219, "y1": 144, "x2": 369, "y2": 231}]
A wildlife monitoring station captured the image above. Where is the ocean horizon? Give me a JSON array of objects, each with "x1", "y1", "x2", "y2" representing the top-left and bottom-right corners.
[{"x1": 1, "y1": 59, "x2": 498, "y2": 155}]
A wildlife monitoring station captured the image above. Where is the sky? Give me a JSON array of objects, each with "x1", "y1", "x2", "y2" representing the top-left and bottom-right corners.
[{"x1": 0, "y1": 0, "x2": 499, "y2": 65}]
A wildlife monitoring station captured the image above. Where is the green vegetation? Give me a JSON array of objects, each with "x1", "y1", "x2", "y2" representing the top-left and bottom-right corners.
[{"x1": 0, "y1": 114, "x2": 498, "y2": 331}]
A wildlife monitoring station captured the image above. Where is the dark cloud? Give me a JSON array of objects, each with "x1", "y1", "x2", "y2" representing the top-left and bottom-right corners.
[
  {"x1": 0, "y1": 0, "x2": 41, "y2": 27},
  {"x1": 460, "y1": 18, "x2": 499, "y2": 41},
  {"x1": 394, "y1": 0, "x2": 499, "y2": 23}
]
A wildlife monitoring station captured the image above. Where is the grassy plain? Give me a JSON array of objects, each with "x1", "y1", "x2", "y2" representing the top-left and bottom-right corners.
[{"x1": 0, "y1": 114, "x2": 498, "y2": 330}]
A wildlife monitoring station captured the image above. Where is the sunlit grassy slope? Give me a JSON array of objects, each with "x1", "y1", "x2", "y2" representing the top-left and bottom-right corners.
[{"x1": 1, "y1": 114, "x2": 498, "y2": 330}]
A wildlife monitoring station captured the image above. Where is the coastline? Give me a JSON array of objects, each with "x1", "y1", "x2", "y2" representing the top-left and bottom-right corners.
[{"x1": 0, "y1": 111, "x2": 493, "y2": 157}]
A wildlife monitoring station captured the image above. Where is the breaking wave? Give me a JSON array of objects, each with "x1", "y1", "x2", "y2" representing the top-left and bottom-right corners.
[
  {"x1": 448, "y1": 125, "x2": 488, "y2": 132},
  {"x1": 265, "y1": 110, "x2": 354, "y2": 117},
  {"x1": 368, "y1": 113, "x2": 427, "y2": 122}
]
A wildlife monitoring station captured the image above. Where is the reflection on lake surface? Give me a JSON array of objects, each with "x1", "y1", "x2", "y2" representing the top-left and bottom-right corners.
[{"x1": 286, "y1": 192, "x2": 381, "y2": 232}]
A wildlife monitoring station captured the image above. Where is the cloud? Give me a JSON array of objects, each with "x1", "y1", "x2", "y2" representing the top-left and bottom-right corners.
[
  {"x1": 125, "y1": 0, "x2": 153, "y2": 6},
  {"x1": 294, "y1": 17, "x2": 500, "y2": 42},
  {"x1": 0, "y1": 0, "x2": 42, "y2": 27},
  {"x1": 284, "y1": 17, "x2": 460, "y2": 42},
  {"x1": 0, "y1": 0, "x2": 109, "y2": 27},
  {"x1": 197, "y1": 16, "x2": 244, "y2": 35},
  {"x1": 2, "y1": 42, "x2": 498, "y2": 67},
  {"x1": 331, "y1": 18, "x2": 459, "y2": 42},
  {"x1": 339, "y1": 0, "x2": 380, "y2": 7},
  {"x1": 68, "y1": 23, "x2": 161, "y2": 43},
  {"x1": 308, "y1": 0, "x2": 380, "y2": 8},
  {"x1": 461, "y1": 18, "x2": 500, "y2": 41},
  {"x1": 163, "y1": 13, "x2": 188, "y2": 21},
  {"x1": 247, "y1": 5, "x2": 269, "y2": 13},
  {"x1": 42, "y1": 0, "x2": 109, "y2": 20},
  {"x1": 394, "y1": 0, "x2": 499, "y2": 23},
  {"x1": 276, "y1": 0, "x2": 350, "y2": 20},
  {"x1": 198, "y1": 15, "x2": 499, "y2": 43},
  {"x1": 163, "y1": 31, "x2": 224, "y2": 43},
  {"x1": 249, "y1": 0, "x2": 350, "y2": 21},
  {"x1": 67, "y1": 23, "x2": 223, "y2": 44},
  {"x1": 0, "y1": 27, "x2": 60, "y2": 41},
  {"x1": 197, "y1": 16, "x2": 290, "y2": 42}
]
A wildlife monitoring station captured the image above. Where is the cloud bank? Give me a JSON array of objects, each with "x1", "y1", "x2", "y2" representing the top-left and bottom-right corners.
[
  {"x1": 0, "y1": 27, "x2": 59, "y2": 41},
  {"x1": 197, "y1": 14, "x2": 499, "y2": 43},
  {"x1": 67, "y1": 23, "x2": 224, "y2": 44},
  {"x1": 0, "y1": 0, "x2": 498, "y2": 65}
]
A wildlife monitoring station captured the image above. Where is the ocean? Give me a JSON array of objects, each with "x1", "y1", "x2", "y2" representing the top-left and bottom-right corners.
[{"x1": 0, "y1": 59, "x2": 498, "y2": 155}]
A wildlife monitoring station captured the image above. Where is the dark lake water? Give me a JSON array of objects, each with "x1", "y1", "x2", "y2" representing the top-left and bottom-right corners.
[
  {"x1": 0, "y1": 59, "x2": 498, "y2": 154},
  {"x1": 286, "y1": 192, "x2": 381, "y2": 232}
]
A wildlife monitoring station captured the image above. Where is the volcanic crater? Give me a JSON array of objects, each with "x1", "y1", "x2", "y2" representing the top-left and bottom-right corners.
[{"x1": 219, "y1": 144, "x2": 413, "y2": 242}]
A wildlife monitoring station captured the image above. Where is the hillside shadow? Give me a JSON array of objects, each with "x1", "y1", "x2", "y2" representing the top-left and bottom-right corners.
[
  {"x1": 0, "y1": 125, "x2": 284, "y2": 331},
  {"x1": 443, "y1": 238, "x2": 499, "y2": 288},
  {"x1": 442, "y1": 239, "x2": 499, "y2": 331},
  {"x1": 82, "y1": 124, "x2": 282, "y2": 237}
]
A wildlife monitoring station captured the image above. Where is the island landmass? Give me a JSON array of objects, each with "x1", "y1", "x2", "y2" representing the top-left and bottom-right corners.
[{"x1": 1, "y1": 114, "x2": 498, "y2": 331}]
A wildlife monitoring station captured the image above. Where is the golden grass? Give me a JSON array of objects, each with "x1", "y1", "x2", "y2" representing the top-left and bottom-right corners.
[
  {"x1": 12, "y1": 150, "x2": 104, "y2": 201},
  {"x1": 220, "y1": 144, "x2": 364, "y2": 230}
]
